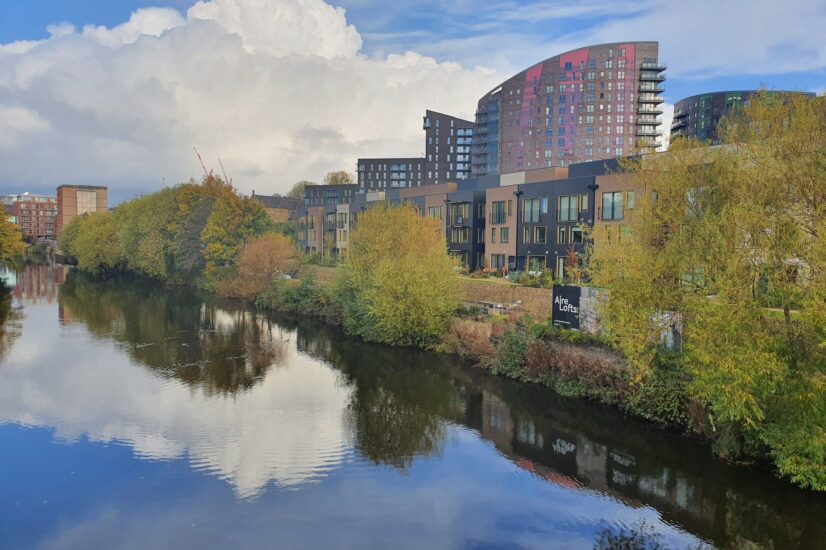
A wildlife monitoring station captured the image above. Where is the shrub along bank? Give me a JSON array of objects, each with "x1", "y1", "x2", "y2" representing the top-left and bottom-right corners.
[{"x1": 60, "y1": 165, "x2": 824, "y2": 491}]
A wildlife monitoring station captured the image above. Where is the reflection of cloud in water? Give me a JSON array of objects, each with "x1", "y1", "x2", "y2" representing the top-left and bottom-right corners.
[{"x1": 0, "y1": 304, "x2": 353, "y2": 499}]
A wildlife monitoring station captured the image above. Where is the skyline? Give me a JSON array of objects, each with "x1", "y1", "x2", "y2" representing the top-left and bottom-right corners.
[{"x1": 1, "y1": 0, "x2": 824, "y2": 204}]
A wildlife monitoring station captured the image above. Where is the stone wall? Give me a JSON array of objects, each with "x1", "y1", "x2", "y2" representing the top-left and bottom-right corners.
[{"x1": 460, "y1": 280, "x2": 552, "y2": 321}]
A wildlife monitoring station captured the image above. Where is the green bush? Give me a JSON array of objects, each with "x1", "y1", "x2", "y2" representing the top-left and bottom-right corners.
[
  {"x1": 255, "y1": 276, "x2": 340, "y2": 321},
  {"x1": 624, "y1": 352, "x2": 690, "y2": 426}
]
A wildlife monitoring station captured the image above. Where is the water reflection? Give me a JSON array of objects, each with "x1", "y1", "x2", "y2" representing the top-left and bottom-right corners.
[
  {"x1": 1, "y1": 271, "x2": 353, "y2": 498},
  {"x1": 286, "y1": 317, "x2": 826, "y2": 550},
  {"x1": 1, "y1": 267, "x2": 824, "y2": 549}
]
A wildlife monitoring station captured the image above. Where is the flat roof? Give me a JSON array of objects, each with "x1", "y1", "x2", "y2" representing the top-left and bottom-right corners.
[{"x1": 57, "y1": 185, "x2": 108, "y2": 190}]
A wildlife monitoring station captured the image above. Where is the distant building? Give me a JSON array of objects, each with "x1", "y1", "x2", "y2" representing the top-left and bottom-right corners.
[
  {"x1": 6, "y1": 193, "x2": 58, "y2": 241},
  {"x1": 250, "y1": 193, "x2": 302, "y2": 223},
  {"x1": 670, "y1": 90, "x2": 816, "y2": 143},
  {"x1": 357, "y1": 110, "x2": 475, "y2": 191},
  {"x1": 423, "y1": 110, "x2": 475, "y2": 184},
  {"x1": 473, "y1": 42, "x2": 664, "y2": 176},
  {"x1": 357, "y1": 158, "x2": 424, "y2": 191},
  {"x1": 56, "y1": 185, "x2": 108, "y2": 234},
  {"x1": 303, "y1": 184, "x2": 357, "y2": 206}
]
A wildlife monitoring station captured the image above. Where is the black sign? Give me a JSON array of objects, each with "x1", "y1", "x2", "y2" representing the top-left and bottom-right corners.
[{"x1": 552, "y1": 285, "x2": 581, "y2": 330}]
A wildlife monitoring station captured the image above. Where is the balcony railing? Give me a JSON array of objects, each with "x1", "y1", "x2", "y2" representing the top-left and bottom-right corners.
[
  {"x1": 638, "y1": 106, "x2": 664, "y2": 115},
  {"x1": 638, "y1": 95, "x2": 665, "y2": 104},
  {"x1": 640, "y1": 61, "x2": 666, "y2": 71},
  {"x1": 639, "y1": 71, "x2": 666, "y2": 82},
  {"x1": 636, "y1": 128, "x2": 663, "y2": 137},
  {"x1": 639, "y1": 84, "x2": 665, "y2": 93}
]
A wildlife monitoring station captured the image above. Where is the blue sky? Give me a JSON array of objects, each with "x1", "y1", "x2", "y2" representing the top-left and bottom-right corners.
[
  {"x1": 3, "y1": 0, "x2": 824, "y2": 102},
  {"x1": 0, "y1": 0, "x2": 824, "y2": 199}
]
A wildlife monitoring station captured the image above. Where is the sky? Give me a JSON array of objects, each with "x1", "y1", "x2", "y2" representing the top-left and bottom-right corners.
[{"x1": 1, "y1": 0, "x2": 824, "y2": 204}]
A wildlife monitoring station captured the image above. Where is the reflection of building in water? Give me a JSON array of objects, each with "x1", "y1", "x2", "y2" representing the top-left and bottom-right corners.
[
  {"x1": 469, "y1": 388, "x2": 743, "y2": 544},
  {"x1": 3, "y1": 264, "x2": 65, "y2": 305}
]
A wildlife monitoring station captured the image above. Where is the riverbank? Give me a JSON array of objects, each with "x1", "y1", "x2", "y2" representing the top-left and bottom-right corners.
[
  {"x1": 6, "y1": 265, "x2": 825, "y2": 548},
  {"x1": 53, "y1": 180, "x2": 824, "y2": 493}
]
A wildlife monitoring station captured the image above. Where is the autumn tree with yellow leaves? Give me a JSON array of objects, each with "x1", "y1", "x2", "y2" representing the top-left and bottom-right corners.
[{"x1": 591, "y1": 92, "x2": 826, "y2": 490}]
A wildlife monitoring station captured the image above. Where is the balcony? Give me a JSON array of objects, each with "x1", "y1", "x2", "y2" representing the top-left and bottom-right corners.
[
  {"x1": 671, "y1": 118, "x2": 687, "y2": 131},
  {"x1": 636, "y1": 128, "x2": 663, "y2": 137},
  {"x1": 639, "y1": 84, "x2": 665, "y2": 94},
  {"x1": 638, "y1": 95, "x2": 665, "y2": 105},
  {"x1": 423, "y1": 117, "x2": 432, "y2": 129},
  {"x1": 636, "y1": 116, "x2": 660, "y2": 125},
  {"x1": 639, "y1": 71, "x2": 666, "y2": 82},
  {"x1": 638, "y1": 105, "x2": 663, "y2": 115},
  {"x1": 640, "y1": 61, "x2": 666, "y2": 72}
]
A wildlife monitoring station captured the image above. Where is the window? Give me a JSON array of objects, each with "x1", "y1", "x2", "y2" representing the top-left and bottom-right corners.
[
  {"x1": 540, "y1": 196, "x2": 548, "y2": 213},
  {"x1": 534, "y1": 226, "x2": 547, "y2": 244},
  {"x1": 523, "y1": 226, "x2": 532, "y2": 243},
  {"x1": 523, "y1": 197, "x2": 541, "y2": 223},
  {"x1": 500, "y1": 227, "x2": 509, "y2": 243},
  {"x1": 491, "y1": 254, "x2": 506, "y2": 270},
  {"x1": 478, "y1": 228, "x2": 485, "y2": 243},
  {"x1": 579, "y1": 193, "x2": 589, "y2": 211},
  {"x1": 491, "y1": 227, "x2": 497, "y2": 243},
  {"x1": 451, "y1": 227, "x2": 469, "y2": 244},
  {"x1": 478, "y1": 202, "x2": 486, "y2": 219},
  {"x1": 557, "y1": 225, "x2": 566, "y2": 244},
  {"x1": 491, "y1": 201, "x2": 507, "y2": 224},
  {"x1": 570, "y1": 226, "x2": 583, "y2": 244},
  {"x1": 558, "y1": 195, "x2": 578, "y2": 221},
  {"x1": 529, "y1": 256, "x2": 546, "y2": 272},
  {"x1": 602, "y1": 192, "x2": 624, "y2": 220},
  {"x1": 556, "y1": 257, "x2": 565, "y2": 280}
]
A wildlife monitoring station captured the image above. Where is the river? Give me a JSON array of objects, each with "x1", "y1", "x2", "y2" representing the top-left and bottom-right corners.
[{"x1": 0, "y1": 265, "x2": 823, "y2": 549}]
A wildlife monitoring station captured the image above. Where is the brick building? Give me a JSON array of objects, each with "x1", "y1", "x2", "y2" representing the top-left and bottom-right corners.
[{"x1": 56, "y1": 185, "x2": 108, "y2": 234}]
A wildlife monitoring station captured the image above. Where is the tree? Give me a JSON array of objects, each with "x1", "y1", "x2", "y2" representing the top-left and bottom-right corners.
[
  {"x1": 590, "y1": 92, "x2": 826, "y2": 490},
  {"x1": 335, "y1": 203, "x2": 459, "y2": 348},
  {"x1": 234, "y1": 234, "x2": 299, "y2": 299},
  {"x1": 0, "y1": 216, "x2": 24, "y2": 260},
  {"x1": 200, "y1": 182, "x2": 274, "y2": 288},
  {"x1": 60, "y1": 212, "x2": 124, "y2": 274},
  {"x1": 287, "y1": 180, "x2": 316, "y2": 200},
  {"x1": 323, "y1": 171, "x2": 354, "y2": 185}
]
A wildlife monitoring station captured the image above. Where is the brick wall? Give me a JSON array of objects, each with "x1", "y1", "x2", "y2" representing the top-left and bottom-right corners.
[{"x1": 461, "y1": 280, "x2": 552, "y2": 321}]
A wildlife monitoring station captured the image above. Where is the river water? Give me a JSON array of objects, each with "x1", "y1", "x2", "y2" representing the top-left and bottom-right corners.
[{"x1": 0, "y1": 265, "x2": 823, "y2": 549}]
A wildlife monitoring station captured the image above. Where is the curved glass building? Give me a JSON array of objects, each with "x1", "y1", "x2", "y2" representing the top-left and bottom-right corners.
[{"x1": 472, "y1": 41, "x2": 664, "y2": 176}]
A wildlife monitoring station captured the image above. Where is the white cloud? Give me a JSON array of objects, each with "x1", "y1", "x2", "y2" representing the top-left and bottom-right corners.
[
  {"x1": 0, "y1": 0, "x2": 500, "y2": 198},
  {"x1": 81, "y1": 8, "x2": 187, "y2": 48},
  {"x1": 0, "y1": 304, "x2": 354, "y2": 499}
]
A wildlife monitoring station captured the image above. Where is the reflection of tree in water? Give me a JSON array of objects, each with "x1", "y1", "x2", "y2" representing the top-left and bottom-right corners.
[
  {"x1": 0, "y1": 284, "x2": 23, "y2": 362},
  {"x1": 593, "y1": 520, "x2": 667, "y2": 550},
  {"x1": 286, "y1": 316, "x2": 466, "y2": 470},
  {"x1": 59, "y1": 271, "x2": 284, "y2": 395}
]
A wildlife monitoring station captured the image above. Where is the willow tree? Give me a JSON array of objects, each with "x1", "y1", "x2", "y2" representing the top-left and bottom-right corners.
[
  {"x1": 591, "y1": 92, "x2": 826, "y2": 490},
  {"x1": 335, "y1": 203, "x2": 459, "y2": 348}
]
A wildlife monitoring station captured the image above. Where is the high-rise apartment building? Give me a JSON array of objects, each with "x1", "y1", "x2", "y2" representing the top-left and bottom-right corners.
[
  {"x1": 670, "y1": 90, "x2": 815, "y2": 144},
  {"x1": 472, "y1": 42, "x2": 664, "y2": 176},
  {"x1": 56, "y1": 185, "x2": 108, "y2": 234},
  {"x1": 357, "y1": 110, "x2": 475, "y2": 191},
  {"x1": 423, "y1": 110, "x2": 475, "y2": 184}
]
